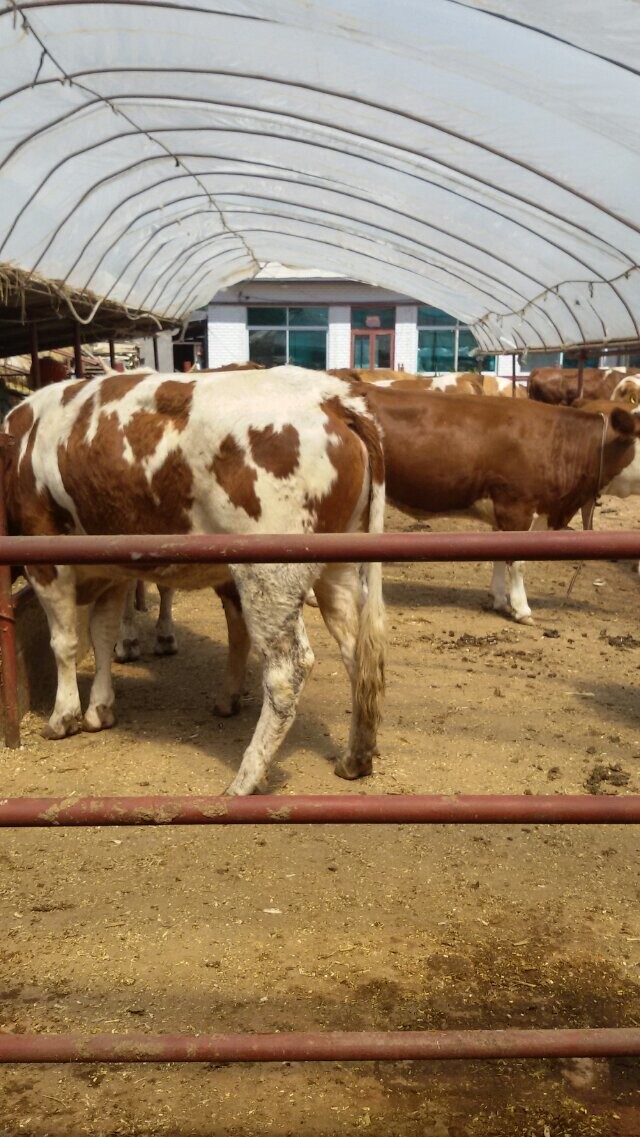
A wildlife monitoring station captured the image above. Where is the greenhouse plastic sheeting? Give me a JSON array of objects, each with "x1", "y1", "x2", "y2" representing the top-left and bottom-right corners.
[{"x1": 0, "y1": 0, "x2": 639, "y2": 351}]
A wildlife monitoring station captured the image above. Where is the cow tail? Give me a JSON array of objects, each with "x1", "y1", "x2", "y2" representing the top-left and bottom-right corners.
[{"x1": 351, "y1": 413, "x2": 386, "y2": 734}]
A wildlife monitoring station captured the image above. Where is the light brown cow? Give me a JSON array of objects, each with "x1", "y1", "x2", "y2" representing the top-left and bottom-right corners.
[
  {"x1": 330, "y1": 368, "x2": 483, "y2": 395},
  {"x1": 529, "y1": 366, "x2": 640, "y2": 406},
  {"x1": 3, "y1": 366, "x2": 385, "y2": 795},
  {"x1": 358, "y1": 387, "x2": 640, "y2": 623}
]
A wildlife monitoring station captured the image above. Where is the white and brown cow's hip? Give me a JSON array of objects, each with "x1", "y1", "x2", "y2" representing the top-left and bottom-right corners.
[{"x1": 3, "y1": 366, "x2": 386, "y2": 795}]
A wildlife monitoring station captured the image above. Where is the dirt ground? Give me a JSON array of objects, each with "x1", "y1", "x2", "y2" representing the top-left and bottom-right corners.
[{"x1": 2, "y1": 500, "x2": 640, "y2": 1136}]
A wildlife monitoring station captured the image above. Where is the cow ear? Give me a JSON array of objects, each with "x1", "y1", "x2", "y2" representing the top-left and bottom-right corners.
[{"x1": 610, "y1": 406, "x2": 638, "y2": 437}]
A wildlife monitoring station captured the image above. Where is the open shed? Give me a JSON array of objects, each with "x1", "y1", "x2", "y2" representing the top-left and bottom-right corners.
[{"x1": 0, "y1": 1, "x2": 639, "y2": 360}]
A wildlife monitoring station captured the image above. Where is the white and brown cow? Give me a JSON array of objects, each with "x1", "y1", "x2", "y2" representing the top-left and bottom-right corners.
[
  {"x1": 3, "y1": 366, "x2": 385, "y2": 795},
  {"x1": 611, "y1": 375, "x2": 640, "y2": 406},
  {"x1": 357, "y1": 387, "x2": 640, "y2": 623}
]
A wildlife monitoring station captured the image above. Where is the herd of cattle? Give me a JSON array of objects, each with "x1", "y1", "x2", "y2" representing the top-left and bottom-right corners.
[{"x1": 3, "y1": 360, "x2": 640, "y2": 795}]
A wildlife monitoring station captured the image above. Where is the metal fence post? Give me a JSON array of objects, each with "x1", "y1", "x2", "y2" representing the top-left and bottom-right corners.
[{"x1": 0, "y1": 435, "x2": 20, "y2": 747}]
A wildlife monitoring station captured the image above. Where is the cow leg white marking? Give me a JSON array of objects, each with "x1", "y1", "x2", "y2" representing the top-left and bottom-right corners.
[
  {"x1": 84, "y1": 583, "x2": 130, "y2": 732},
  {"x1": 224, "y1": 565, "x2": 317, "y2": 796},
  {"x1": 314, "y1": 563, "x2": 377, "y2": 779},
  {"x1": 509, "y1": 516, "x2": 548, "y2": 625},
  {"x1": 490, "y1": 561, "x2": 509, "y2": 614},
  {"x1": 29, "y1": 567, "x2": 83, "y2": 739},
  {"x1": 154, "y1": 587, "x2": 177, "y2": 655},
  {"x1": 114, "y1": 583, "x2": 140, "y2": 663},
  {"x1": 214, "y1": 589, "x2": 251, "y2": 717}
]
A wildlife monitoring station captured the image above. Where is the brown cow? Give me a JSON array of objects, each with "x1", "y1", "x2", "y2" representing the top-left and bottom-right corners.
[
  {"x1": 3, "y1": 365, "x2": 385, "y2": 795},
  {"x1": 330, "y1": 368, "x2": 483, "y2": 395},
  {"x1": 529, "y1": 366, "x2": 640, "y2": 405},
  {"x1": 358, "y1": 387, "x2": 640, "y2": 623}
]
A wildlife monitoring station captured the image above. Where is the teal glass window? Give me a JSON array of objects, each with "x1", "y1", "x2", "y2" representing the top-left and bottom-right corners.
[
  {"x1": 417, "y1": 329, "x2": 456, "y2": 372},
  {"x1": 247, "y1": 307, "x2": 287, "y2": 327},
  {"x1": 247, "y1": 307, "x2": 328, "y2": 369},
  {"x1": 288, "y1": 306, "x2": 328, "y2": 327},
  {"x1": 351, "y1": 307, "x2": 395, "y2": 330},
  {"x1": 417, "y1": 305, "x2": 455, "y2": 326},
  {"x1": 288, "y1": 330, "x2": 327, "y2": 369},
  {"x1": 248, "y1": 329, "x2": 287, "y2": 367}
]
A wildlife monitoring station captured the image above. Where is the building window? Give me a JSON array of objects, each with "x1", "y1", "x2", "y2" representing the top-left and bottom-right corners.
[
  {"x1": 561, "y1": 353, "x2": 601, "y2": 369},
  {"x1": 247, "y1": 306, "x2": 328, "y2": 369},
  {"x1": 525, "y1": 352, "x2": 561, "y2": 369},
  {"x1": 417, "y1": 305, "x2": 495, "y2": 373}
]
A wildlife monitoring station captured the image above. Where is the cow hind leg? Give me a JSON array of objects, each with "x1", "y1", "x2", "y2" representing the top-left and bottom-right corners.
[
  {"x1": 213, "y1": 584, "x2": 251, "y2": 717},
  {"x1": 490, "y1": 561, "x2": 510, "y2": 615},
  {"x1": 114, "y1": 582, "x2": 140, "y2": 662},
  {"x1": 30, "y1": 566, "x2": 83, "y2": 740},
  {"x1": 84, "y1": 582, "x2": 130, "y2": 732},
  {"x1": 154, "y1": 586, "x2": 178, "y2": 656},
  {"x1": 314, "y1": 563, "x2": 378, "y2": 780},
  {"x1": 507, "y1": 515, "x2": 548, "y2": 625},
  {"x1": 224, "y1": 564, "x2": 317, "y2": 796}
]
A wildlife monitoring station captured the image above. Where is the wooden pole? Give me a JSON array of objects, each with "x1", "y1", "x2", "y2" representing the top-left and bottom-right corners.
[
  {"x1": 29, "y1": 323, "x2": 41, "y2": 390},
  {"x1": 0, "y1": 436, "x2": 21, "y2": 748},
  {"x1": 577, "y1": 350, "x2": 586, "y2": 400},
  {"x1": 511, "y1": 352, "x2": 517, "y2": 398},
  {"x1": 108, "y1": 337, "x2": 116, "y2": 370},
  {"x1": 73, "y1": 323, "x2": 84, "y2": 379}
]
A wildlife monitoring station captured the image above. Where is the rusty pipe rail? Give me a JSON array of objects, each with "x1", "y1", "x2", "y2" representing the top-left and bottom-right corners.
[
  {"x1": 0, "y1": 529, "x2": 639, "y2": 565},
  {"x1": 2, "y1": 793, "x2": 640, "y2": 827},
  {"x1": 2, "y1": 1028, "x2": 640, "y2": 1064}
]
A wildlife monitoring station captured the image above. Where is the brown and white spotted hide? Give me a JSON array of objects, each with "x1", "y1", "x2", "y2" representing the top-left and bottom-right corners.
[
  {"x1": 611, "y1": 376, "x2": 640, "y2": 407},
  {"x1": 359, "y1": 385, "x2": 640, "y2": 624},
  {"x1": 3, "y1": 366, "x2": 386, "y2": 795}
]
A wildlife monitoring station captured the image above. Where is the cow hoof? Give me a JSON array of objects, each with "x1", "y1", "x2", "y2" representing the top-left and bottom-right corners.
[
  {"x1": 83, "y1": 704, "x2": 116, "y2": 732},
  {"x1": 213, "y1": 694, "x2": 241, "y2": 718},
  {"x1": 304, "y1": 590, "x2": 319, "y2": 608},
  {"x1": 334, "y1": 755, "x2": 373, "y2": 780},
  {"x1": 115, "y1": 638, "x2": 140, "y2": 663},
  {"x1": 42, "y1": 712, "x2": 83, "y2": 740},
  {"x1": 515, "y1": 614, "x2": 535, "y2": 626},
  {"x1": 154, "y1": 635, "x2": 178, "y2": 656},
  {"x1": 223, "y1": 776, "x2": 260, "y2": 797}
]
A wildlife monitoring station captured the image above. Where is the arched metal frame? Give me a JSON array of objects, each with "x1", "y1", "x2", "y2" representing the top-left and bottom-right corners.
[{"x1": 1, "y1": 0, "x2": 639, "y2": 351}]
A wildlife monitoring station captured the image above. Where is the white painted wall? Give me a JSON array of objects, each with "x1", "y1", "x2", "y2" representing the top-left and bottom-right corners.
[
  {"x1": 327, "y1": 306, "x2": 351, "y2": 369},
  {"x1": 207, "y1": 304, "x2": 249, "y2": 367},
  {"x1": 395, "y1": 304, "x2": 418, "y2": 371}
]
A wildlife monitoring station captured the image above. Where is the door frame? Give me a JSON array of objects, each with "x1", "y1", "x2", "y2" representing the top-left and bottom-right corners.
[{"x1": 350, "y1": 329, "x2": 395, "y2": 369}]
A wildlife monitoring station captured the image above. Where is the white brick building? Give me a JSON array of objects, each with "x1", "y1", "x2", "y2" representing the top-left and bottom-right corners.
[{"x1": 200, "y1": 267, "x2": 609, "y2": 377}]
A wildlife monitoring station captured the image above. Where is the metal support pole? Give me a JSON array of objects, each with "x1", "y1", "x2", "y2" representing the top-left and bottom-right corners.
[
  {"x1": 511, "y1": 352, "x2": 516, "y2": 397},
  {"x1": 152, "y1": 335, "x2": 159, "y2": 370},
  {"x1": 73, "y1": 322, "x2": 84, "y2": 379},
  {"x1": 108, "y1": 337, "x2": 116, "y2": 370},
  {"x1": 1, "y1": 1027, "x2": 640, "y2": 1064},
  {"x1": 2, "y1": 793, "x2": 640, "y2": 827},
  {"x1": 29, "y1": 323, "x2": 41, "y2": 390},
  {"x1": 577, "y1": 350, "x2": 586, "y2": 399},
  {"x1": 0, "y1": 436, "x2": 20, "y2": 748}
]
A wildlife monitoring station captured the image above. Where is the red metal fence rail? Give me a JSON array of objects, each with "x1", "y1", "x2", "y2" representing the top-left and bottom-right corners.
[
  {"x1": 2, "y1": 527, "x2": 640, "y2": 1067},
  {"x1": 2, "y1": 792, "x2": 640, "y2": 826}
]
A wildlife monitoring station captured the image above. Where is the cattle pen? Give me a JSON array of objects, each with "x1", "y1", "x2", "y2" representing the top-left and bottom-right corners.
[{"x1": 1, "y1": 525, "x2": 640, "y2": 1089}]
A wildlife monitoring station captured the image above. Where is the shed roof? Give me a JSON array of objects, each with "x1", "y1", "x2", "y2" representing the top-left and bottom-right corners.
[{"x1": 1, "y1": 0, "x2": 639, "y2": 353}]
